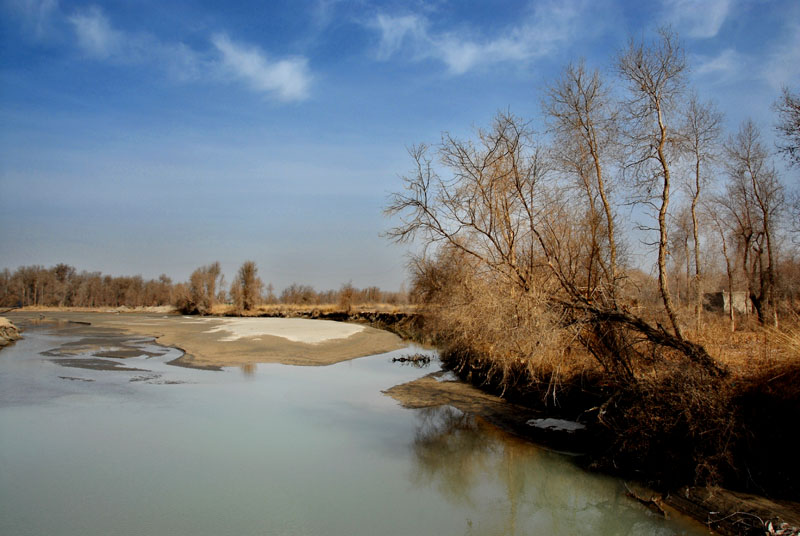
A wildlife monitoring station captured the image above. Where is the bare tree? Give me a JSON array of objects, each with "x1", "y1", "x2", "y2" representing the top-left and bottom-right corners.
[
  {"x1": 775, "y1": 86, "x2": 800, "y2": 167},
  {"x1": 186, "y1": 268, "x2": 211, "y2": 314},
  {"x1": 716, "y1": 165, "x2": 758, "y2": 320},
  {"x1": 205, "y1": 261, "x2": 222, "y2": 310},
  {"x1": 679, "y1": 94, "x2": 722, "y2": 330},
  {"x1": 233, "y1": 261, "x2": 262, "y2": 311},
  {"x1": 724, "y1": 120, "x2": 785, "y2": 326},
  {"x1": 263, "y1": 283, "x2": 277, "y2": 304},
  {"x1": 387, "y1": 111, "x2": 724, "y2": 383},
  {"x1": 545, "y1": 61, "x2": 621, "y2": 301},
  {"x1": 774, "y1": 86, "x2": 800, "y2": 236},
  {"x1": 386, "y1": 111, "x2": 551, "y2": 295},
  {"x1": 338, "y1": 281, "x2": 356, "y2": 312},
  {"x1": 617, "y1": 27, "x2": 687, "y2": 339},
  {"x1": 668, "y1": 203, "x2": 693, "y2": 306},
  {"x1": 707, "y1": 207, "x2": 737, "y2": 332}
]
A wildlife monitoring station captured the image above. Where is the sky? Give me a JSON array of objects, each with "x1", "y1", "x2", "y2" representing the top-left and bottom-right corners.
[{"x1": 1, "y1": 0, "x2": 798, "y2": 292}]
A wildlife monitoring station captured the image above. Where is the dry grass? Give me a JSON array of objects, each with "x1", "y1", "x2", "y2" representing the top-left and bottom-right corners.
[
  {"x1": 684, "y1": 311, "x2": 800, "y2": 378},
  {"x1": 415, "y1": 266, "x2": 800, "y2": 495}
]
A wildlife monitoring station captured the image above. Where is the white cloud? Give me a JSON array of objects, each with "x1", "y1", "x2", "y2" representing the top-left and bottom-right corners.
[
  {"x1": 57, "y1": 5, "x2": 312, "y2": 102},
  {"x1": 68, "y1": 6, "x2": 121, "y2": 59},
  {"x1": 370, "y1": 1, "x2": 588, "y2": 75},
  {"x1": 373, "y1": 14, "x2": 426, "y2": 59},
  {"x1": 693, "y1": 48, "x2": 743, "y2": 78},
  {"x1": 212, "y1": 34, "x2": 311, "y2": 101},
  {"x1": 661, "y1": 0, "x2": 732, "y2": 39}
]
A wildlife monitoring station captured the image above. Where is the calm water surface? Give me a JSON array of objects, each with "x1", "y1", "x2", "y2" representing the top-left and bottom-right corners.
[{"x1": 0, "y1": 321, "x2": 707, "y2": 535}]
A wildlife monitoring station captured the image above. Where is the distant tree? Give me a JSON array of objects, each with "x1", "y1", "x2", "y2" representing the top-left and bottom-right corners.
[
  {"x1": 263, "y1": 283, "x2": 277, "y2": 304},
  {"x1": 668, "y1": 203, "x2": 693, "y2": 306},
  {"x1": 338, "y1": 281, "x2": 355, "y2": 312},
  {"x1": 280, "y1": 283, "x2": 318, "y2": 304},
  {"x1": 545, "y1": 60, "x2": 621, "y2": 301},
  {"x1": 188, "y1": 269, "x2": 212, "y2": 313},
  {"x1": 177, "y1": 263, "x2": 222, "y2": 314},
  {"x1": 707, "y1": 206, "x2": 737, "y2": 332},
  {"x1": 679, "y1": 94, "x2": 722, "y2": 330},
  {"x1": 205, "y1": 262, "x2": 222, "y2": 310},
  {"x1": 233, "y1": 261, "x2": 262, "y2": 311},
  {"x1": 723, "y1": 120, "x2": 785, "y2": 326},
  {"x1": 52, "y1": 263, "x2": 76, "y2": 306}
]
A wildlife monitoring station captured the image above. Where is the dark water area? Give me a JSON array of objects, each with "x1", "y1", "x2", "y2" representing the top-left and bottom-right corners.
[{"x1": 0, "y1": 321, "x2": 707, "y2": 535}]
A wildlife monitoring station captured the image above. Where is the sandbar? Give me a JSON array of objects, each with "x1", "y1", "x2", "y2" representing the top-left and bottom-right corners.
[{"x1": 5, "y1": 312, "x2": 404, "y2": 369}]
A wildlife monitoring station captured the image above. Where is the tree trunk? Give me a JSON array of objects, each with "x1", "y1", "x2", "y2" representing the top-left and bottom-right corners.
[
  {"x1": 656, "y1": 106, "x2": 683, "y2": 340},
  {"x1": 691, "y1": 158, "x2": 702, "y2": 332}
]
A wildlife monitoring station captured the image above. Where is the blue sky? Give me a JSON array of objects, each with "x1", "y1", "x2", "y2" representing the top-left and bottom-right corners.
[{"x1": 1, "y1": 0, "x2": 798, "y2": 291}]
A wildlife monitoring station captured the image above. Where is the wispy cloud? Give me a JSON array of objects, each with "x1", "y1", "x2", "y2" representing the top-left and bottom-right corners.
[
  {"x1": 212, "y1": 34, "x2": 311, "y2": 102},
  {"x1": 373, "y1": 14, "x2": 426, "y2": 59},
  {"x1": 661, "y1": 0, "x2": 732, "y2": 39},
  {"x1": 692, "y1": 22, "x2": 800, "y2": 91},
  {"x1": 68, "y1": 6, "x2": 122, "y2": 59},
  {"x1": 693, "y1": 48, "x2": 745, "y2": 79},
  {"x1": 371, "y1": 1, "x2": 590, "y2": 75},
  {"x1": 55, "y1": 5, "x2": 313, "y2": 101}
]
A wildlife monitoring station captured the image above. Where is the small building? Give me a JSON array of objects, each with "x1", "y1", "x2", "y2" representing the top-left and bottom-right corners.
[{"x1": 704, "y1": 290, "x2": 753, "y2": 315}]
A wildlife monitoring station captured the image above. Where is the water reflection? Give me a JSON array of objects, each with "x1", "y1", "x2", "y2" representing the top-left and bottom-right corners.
[
  {"x1": 0, "y1": 325, "x2": 703, "y2": 536},
  {"x1": 409, "y1": 406, "x2": 692, "y2": 535}
]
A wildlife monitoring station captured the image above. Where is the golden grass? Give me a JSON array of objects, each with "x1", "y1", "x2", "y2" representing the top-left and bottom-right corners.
[{"x1": 685, "y1": 311, "x2": 800, "y2": 379}]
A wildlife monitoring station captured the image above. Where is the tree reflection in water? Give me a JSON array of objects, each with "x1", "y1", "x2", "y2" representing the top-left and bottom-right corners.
[{"x1": 409, "y1": 405, "x2": 693, "y2": 536}]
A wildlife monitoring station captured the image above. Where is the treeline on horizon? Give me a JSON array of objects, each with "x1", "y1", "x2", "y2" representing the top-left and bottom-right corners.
[{"x1": 0, "y1": 261, "x2": 409, "y2": 312}]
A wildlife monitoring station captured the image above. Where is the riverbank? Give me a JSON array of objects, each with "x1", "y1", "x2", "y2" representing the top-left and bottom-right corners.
[
  {"x1": 386, "y1": 368, "x2": 800, "y2": 536},
  {"x1": 0, "y1": 317, "x2": 21, "y2": 348}
]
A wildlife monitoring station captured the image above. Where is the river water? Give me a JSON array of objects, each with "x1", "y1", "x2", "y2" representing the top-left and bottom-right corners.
[{"x1": 0, "y1": 321, "x2": 706, "y2": 535}]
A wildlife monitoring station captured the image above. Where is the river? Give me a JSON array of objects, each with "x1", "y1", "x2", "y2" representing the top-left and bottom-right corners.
[{"x1": 0, "y1": 318, "x2": 706, "y2": 535}]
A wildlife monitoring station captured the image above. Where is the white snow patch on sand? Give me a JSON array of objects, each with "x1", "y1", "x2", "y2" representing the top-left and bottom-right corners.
[{"x1": 205, "y1": 318, "x2": 365, "y2": 344}]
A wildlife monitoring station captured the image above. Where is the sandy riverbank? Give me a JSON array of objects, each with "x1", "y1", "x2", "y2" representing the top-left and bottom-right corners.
[
  {"x1": 4, "y1": 311, "x2": 404, "y2": 368},
  {"x1": 0, "y1": 317, "x2": 22, "y2": 348}
]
